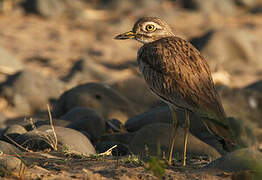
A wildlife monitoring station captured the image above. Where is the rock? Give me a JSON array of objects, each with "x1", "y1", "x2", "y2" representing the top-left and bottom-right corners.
[
  {"x1": 29, "y1": 118, "x2": 71, "y2": 130},
  {"x1": 245, "y1": 79, "x2": 262, "y2": 92},
  {"x1": 15, "y1": 130, "x2": 53, "y2": 151},
  {"x1": 191, "y1": 28, "x2": 262, "y2": 73},
  {"x1": 235, "y1": 0, "x2": 257, "y2": 7},
  {"x1": 181, "y1": 0, "x2": 237, "y2": 15},
  {"x1": 111, "y1": 75, "x2": 162, "y2": 113},
  {"x1": 96, "y1": 141, "x2": 130, "y2": 156},
  {"x1": 125, "y1": 106, "x2": 226, "y2": 154},
  {"x1": 0, "y1": 155, "x2": 25, "y2": 176},
  {"x1": 16, "y1": 125, "x2": 96, "y2": 155},
  {"x1": 206, "y1": 147, "x2": 262, "y2": 174},
  {"x1": 60, "y1": 107, "x2": 105, "y2": 141},
  {"x1": 0, "y1": 112, "x2": 7, "y2": 129},
  {"x1": 125, "y1": 106, "x2": 172, "y2": 132},
  {"x1": 22, "y1": 0, "x2": 66, "y2": 18},
  {"x1": 95, "y1": 0, "x2": 162, "y2": 11},
  {"x1": 216, "y1": 86, "x2": 260, "y2": 146},
  {"x1": 101, "y1": 132, "x2": 135, "y2": 146},
  {"x1": 53, "y1": 82, "x2": 135, "y2": 124},
  {"x1": 250, "y1": 5, "x2": 262, "y2": 14},
  {"x1": 218, "y1": 87, "x2": 262, "y2": 128},
  {"x1": 227, "y1": 117, "x2": 257, "y2": 149},
  {"x1": 0, "y1": 69, "x2": 65, "y2": 116},
  {"x1": 63, "y1": 59, "x2": 135, "y2": 88},
  {"x1": 0, "y1": 140, "x2": 22, "y2": 155},
  {"x1": 2, "y1": 125, "x2": 27, "y2": 143},
  {"x1": 0, "y1": 47, "x2": 23, "y2": 75},
  {"x1": 106, "y1": 119, "x2": 123, "y2": 133},
  {"x1": 129, "y1": 123, "x2": 221, "y2": 160}
]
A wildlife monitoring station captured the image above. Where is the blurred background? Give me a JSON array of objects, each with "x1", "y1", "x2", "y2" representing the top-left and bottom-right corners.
[{"x1": 0, "y1": 0, "x2": 262, "y2": 139}]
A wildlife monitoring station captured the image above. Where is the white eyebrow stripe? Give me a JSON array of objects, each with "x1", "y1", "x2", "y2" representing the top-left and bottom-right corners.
[{"x1": 143, "y1": 22, "x2": 162, "y2": 29}]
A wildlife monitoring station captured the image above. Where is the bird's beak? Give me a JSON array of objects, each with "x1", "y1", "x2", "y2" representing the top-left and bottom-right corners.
[{"x1": 114, "y1": 31, "x2": 136, "y2": 40}]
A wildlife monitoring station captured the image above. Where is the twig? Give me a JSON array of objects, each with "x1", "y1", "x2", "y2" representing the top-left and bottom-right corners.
[
  {"x1": 97, "y1": 145, "x2": 117, "y2": 156},
  {"x1": 47, "y1": 104, "x2": 58, "y2": 151},
  {"x1": 4, "y1": 135, "x2": 32, "y2": 152}
]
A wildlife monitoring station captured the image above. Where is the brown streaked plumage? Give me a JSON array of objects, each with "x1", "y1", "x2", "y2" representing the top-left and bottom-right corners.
[{"x1": 115, "y1": 17, "x2": 234, "y2": 166}]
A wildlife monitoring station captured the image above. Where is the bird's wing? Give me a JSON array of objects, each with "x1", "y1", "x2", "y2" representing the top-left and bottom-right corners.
[{"x1": 138, "y1": 37, "x2": 234, "y2": 142}]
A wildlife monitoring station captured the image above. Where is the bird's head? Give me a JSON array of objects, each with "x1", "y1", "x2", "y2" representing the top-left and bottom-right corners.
[{"x1": 114, "y1": 17, "x2": 174, "y2": 44}]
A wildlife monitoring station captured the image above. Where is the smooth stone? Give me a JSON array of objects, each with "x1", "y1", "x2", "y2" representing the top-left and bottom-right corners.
[
  {"x1": 0, "y1": 69, "x2": 65, "y2": 115},
  {"x1": 61, "y1": 107, "x2": 105, "y2": 141},
  {"x1": 22, "y1": 0, "x2": 66, "y2": 18},
  {"x1": 16, "y1": 125, "x2": 96, "y2": 155},
  {"x1": 191, "y1": 28, "x2": 262, "y2": 73},
  {"x1": 125, "y1": 106, "x2": 226, "y2": 154},
  {"x1": 101, "y1": 132, "x2": 135, "y2": 146},
  {"x1": 182, "y1": 0, "x2": 237, "y2": 15},
  {"x1": 129, "y1": 123, "x2": 221, "y2": 160},
  {"x1": 106, "y1": 119, "x2": 123, "y2": 133},
  {"x1": 0, "y1": 47, "x2": 23, "y2": 74},
  {"x1": 3, "y1": 125, "x2": 27, "y2": 138},
  {"x1": 206, "y1": 147, "x2": 262, "y2": 173},
  {"x1": 0, "y1": 155, "x2": 25, "y2": 176},
  {"x1": 53, "y1": 82, "x2": 135, "y2": 124},
  {"x1": 218, "y1": 87, "x2": 262, "y2": 128},
  {"x1": 111, "y1": 75, "x2": 162, "y2": 113},
  {"x1": 0, "y1": 140, "x2": 22, "y2": 155},
  {"x1": 245, "y1": 79, "x2": 262, "y2": 92}
]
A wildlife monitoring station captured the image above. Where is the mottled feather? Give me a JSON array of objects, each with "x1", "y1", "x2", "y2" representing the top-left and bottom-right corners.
[{"x1": 138, "y1": 36, "x2": 233, "y2": 142}]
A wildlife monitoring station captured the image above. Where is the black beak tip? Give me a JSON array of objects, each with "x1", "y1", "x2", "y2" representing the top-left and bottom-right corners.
[
  {"x1": 114, "y1": 34, "x2": 121, "y2": 40},
  {"x1": 114, "y1": 34, "x2": 127, "y2": 40}
]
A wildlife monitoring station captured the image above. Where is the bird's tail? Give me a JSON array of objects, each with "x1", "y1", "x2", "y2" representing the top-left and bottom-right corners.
[{"x1": 202, "y1": 116, "x2": 236, "y2": 151}]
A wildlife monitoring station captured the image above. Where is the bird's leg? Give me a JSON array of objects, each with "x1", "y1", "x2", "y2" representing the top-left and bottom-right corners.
[
  {"x1": 183, "y1": 109, "x2": 190, "y2": 166},
  {"x1": 168, "y1": 105, "x2": 179, "y2": 166}
]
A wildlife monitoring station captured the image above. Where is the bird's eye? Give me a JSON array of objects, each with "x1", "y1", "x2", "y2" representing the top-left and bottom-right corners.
[{"x1": 145, "y1": 24, "x2": 155, "y2": 32}]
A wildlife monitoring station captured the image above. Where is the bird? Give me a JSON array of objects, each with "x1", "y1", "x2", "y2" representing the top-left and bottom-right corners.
[{"x1": 114, "y1": 17, "x2": 234, "y2": 166}]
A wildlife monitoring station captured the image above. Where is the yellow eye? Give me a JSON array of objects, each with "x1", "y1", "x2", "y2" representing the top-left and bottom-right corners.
[{"x1": 145, "y1": 24, "x2": 155, "y2": 32}]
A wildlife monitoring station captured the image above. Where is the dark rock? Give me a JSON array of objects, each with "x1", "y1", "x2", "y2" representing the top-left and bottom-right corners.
[
  {"x1": 111, "y1": 75, "x2": 162, "y2": 113},
  {"x1": 125, "y1": 106, "x2": 172, "y2": 132},
  {"x1": 101, "y1": 132, "x2": 135, "y2": 145},
  {"x1": 227, "y1": 117, "x2": 257, "y2": 149},
  {"x1": 2, "y1": 125, "x2": 27, "y2": 143},
  {"x1": 0, "y1": 47, "x2": 23, "y2": 75},
  {"x1": 0, "y1": 155, "x2": 25, "y2": 176},
  {"x1": 181, "y1": 0, "x2": 237, "y2": 15},
  {"x1": 235, "y1": 0, "x2": 257, "y2": 7},
  {"x1": 96, "y1": 141, "x2": 130, "y2": 156},
  {"x1": 245, "y1": 79, "x2": 262, "y2": 92},
  {"x1": 32, "y1": 119, "x2": 71, "y2": 129},
  {"x1": 125, "y1": 106, "x2": 226, "y2": 154},
  {"x1": 0, "y1": 140, "x2": 22, "y2": 155},
  {"x1": 206, "y1": 147, "x2": 262, "y2": 175},
  {"x1": 106, "y1": 119, "x2": 123, "y2": 133},
  {"x1": 16, "y1": 125, "x2": 96, "y2": 155},
  {"x1": 15, "y1": 130, "x2": 53, "y2": 151},
  {"x1": 129, "y1": 123, "x2": 221, "y2": 160},
  {"x1": 22, "y1": 0, "x2": 66, "y2": 18},
  {"x1": 53, "y1": 82, "x2": 135, "y2": 124},
  {"x1": 61, "y1": 107, "x2": 105, "y2": 141},
  {"x1": 0, "y1": 69, "x2": 65, "y2": 116},
  {"x1": 191, "y1": 28, "x2": 262, "y2": 73},
  {"x1": 250, "y1": 5, "x2": 262, "y2": 14}
]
